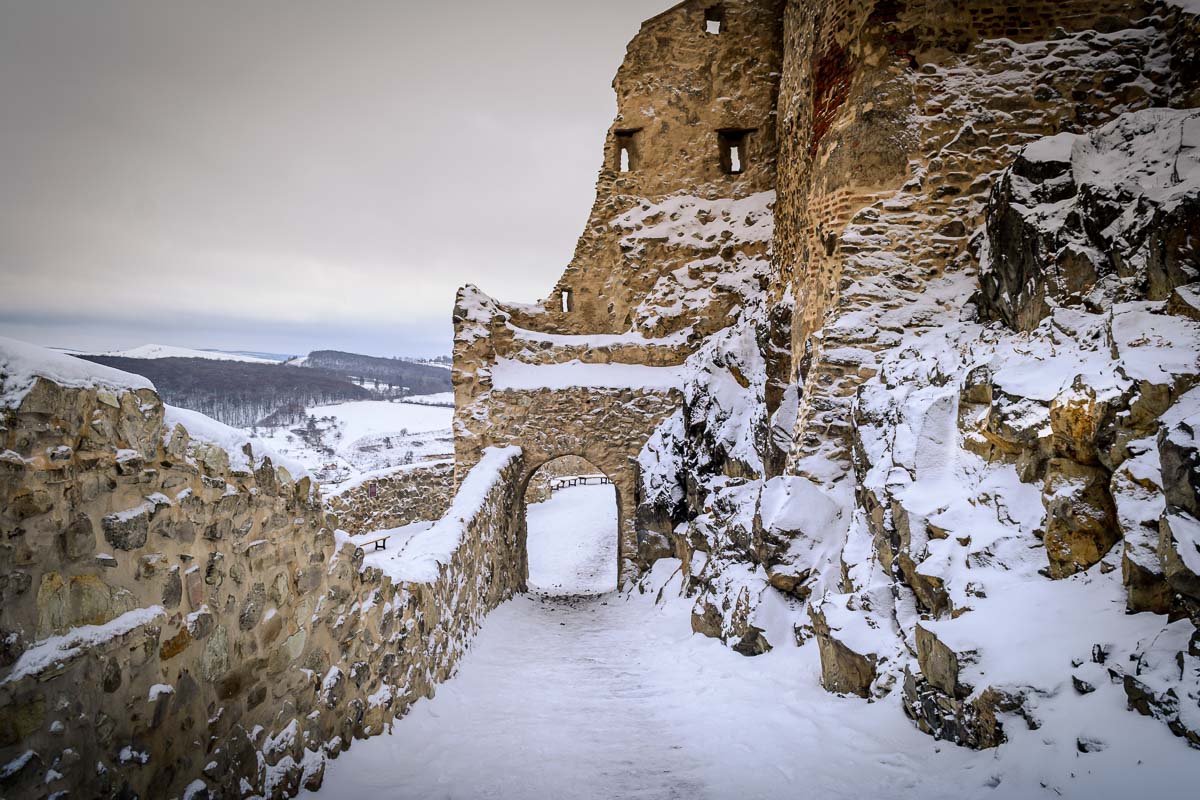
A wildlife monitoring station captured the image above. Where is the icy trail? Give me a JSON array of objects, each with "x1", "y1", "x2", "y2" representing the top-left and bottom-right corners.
[{"x1": 304, "y1": 485, "x2": 1199, "y2": 800}]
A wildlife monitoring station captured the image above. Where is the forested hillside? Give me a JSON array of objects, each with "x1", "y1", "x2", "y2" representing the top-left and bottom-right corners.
[
  {"x1": 297, "y1": 350, "x2": 451, "y2": 396},
  {"x1": 79, "y1": 356, "x2": 370, "y2": 427}
]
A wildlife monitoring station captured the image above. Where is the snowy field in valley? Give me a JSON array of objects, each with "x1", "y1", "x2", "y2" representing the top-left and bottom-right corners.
[
  {"x1": 250, "y1": 397, "x2": 453, "y2": 485},
  {"x1": 302, "y1": 483, "x2": 1199, "y2": 800}
]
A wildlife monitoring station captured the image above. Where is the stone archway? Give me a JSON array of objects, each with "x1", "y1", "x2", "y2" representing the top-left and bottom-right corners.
[
  {"x1": 454, "y1": 383, "x2": 681, "y2": 584},
  {"x1": 451, "y1": 286, "x2": 689, "y2": 585}
]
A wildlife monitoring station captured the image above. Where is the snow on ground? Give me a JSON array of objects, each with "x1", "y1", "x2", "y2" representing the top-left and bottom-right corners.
[
  {"x1": 526, "y1": 484, "x2": 618, "y2": 594},
  {"x1": 88, "y1": 344, "x2": 280, "y2": 363},
  {"x1": 398, "y1": 391, "x2": 453, "y2": 406},
  {"x1": 251, "y1": 399, "x2": 453, "y2": 486},
  {"x1": 305, "y1": 487, "x2": 1199, "y2": 800}
]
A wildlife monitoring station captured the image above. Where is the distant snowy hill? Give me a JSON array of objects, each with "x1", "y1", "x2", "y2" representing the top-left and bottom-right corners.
[
  {"x1": 90, "y1": 344, "x2": 281, "y2": 363},
  {"x1": 77, "y1": 354, "x2": 370, "y2": 428},
  {"x1": 288, "y1": 350, "x2": 452, "y2": 397}
]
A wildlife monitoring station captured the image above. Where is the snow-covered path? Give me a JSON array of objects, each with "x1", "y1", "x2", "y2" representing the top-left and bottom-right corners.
[
  {"x1": 526, "y1": 483, "x2": 618, "y2": 594},
  {"x1": 304, "y1": 485, "x2": 1200, "y2": 800}
]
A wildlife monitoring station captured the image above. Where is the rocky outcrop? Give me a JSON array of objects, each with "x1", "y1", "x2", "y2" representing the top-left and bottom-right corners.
[{"x1": 980, "y1": 109, "x2": 1200, "y2": 331}]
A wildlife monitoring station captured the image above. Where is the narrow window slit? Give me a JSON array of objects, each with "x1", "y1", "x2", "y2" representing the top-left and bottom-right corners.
[
  {"x1": 705, "y1": 6, "x2": 723, "y2": 34},
  {"x1": 561, "y1": 289, "x2": 573, "y2": 313},
  {"x1": 718, "y1": 128, "x2": 752, "y2": 175}
]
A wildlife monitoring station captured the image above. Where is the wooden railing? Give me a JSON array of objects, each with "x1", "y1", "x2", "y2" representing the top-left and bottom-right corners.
[{"x1": 548, "y1": 473, "x2": 612, "y2": 493}]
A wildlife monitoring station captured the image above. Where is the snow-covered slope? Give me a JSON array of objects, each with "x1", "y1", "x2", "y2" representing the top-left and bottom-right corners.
[
  {"x1": 89, "y1": 344, "x2": 280, "y2": 363},
  {"x1": 251, "y1": 397, "x2": 454, "y2": 485}
]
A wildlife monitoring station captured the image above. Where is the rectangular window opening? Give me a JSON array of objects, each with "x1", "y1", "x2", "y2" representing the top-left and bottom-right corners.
[
  {"x1": 718, "y1": 129, "x2": 752, "y2": 175},
  {"x1": 614, "y1": 129, "x2": 640, "y2": 173},
  {"x1": 561, "y1": 289, "x2": 573, "y2": 313},
  {"x1": 705, "y1": 6, "x2": 723, "y2": 34}
]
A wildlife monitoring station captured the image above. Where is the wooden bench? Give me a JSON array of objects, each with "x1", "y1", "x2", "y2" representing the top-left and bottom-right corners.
[{"x1": 360, "y1": 535, "x2": 390, "y2": 551}]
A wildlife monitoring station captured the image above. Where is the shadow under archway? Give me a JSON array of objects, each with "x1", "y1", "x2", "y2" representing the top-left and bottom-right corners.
[{"x1": 522, "y1": 455, "x2": 618, "y2": 595}]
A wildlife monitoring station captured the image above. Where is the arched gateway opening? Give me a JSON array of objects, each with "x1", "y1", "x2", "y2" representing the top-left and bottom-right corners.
[{"x1": 520, "y1": 455, "x2": 619, "y2": 594}]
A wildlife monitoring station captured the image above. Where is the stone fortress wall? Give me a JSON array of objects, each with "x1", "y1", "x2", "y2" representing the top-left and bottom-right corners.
[
  {"x1": 452, "y1": 0, "x2": 786, "y2": 580},
  {"x1": 324, "y1": 460, "x2": 454, "y2": 536},
  {"x1": 0, "y1": 377, "x2": 526, "y2": 799},
  {"x1": 775, "y1": 0, "x2": 1200, "y2": 469},
  {"x1": 768, "y1": 0, "x2": 1200, "y2": 745}
]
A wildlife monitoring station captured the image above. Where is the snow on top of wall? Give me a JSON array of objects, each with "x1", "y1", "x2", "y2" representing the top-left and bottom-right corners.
[
  {"x1": 324, "y1": 457, "x2": 452, "y2": 498},
  {"x1": 489, "y1": 359, "x2": 685, "y2": 391},
  {"x1": 510, "y1": 327, "x2": 691, "y2": 348},
  {"x1": 455, "y1": 284, "x2": 507, "y2": 344},
  {"x1": 611, "y1": 190, "x2": 775, "y2": 248},
  {"x1": 0, "y1": 336, "x2": 155, "y2": 409},
  {"x1": 381, "y1": 446, "x2": 521, "y2": 583},
  {"x1": 164, "y1": 404, "x2": 312, "y2": 481},
  {"x1": 2, "y1": 606, "x2": 165, "y2": 685},
  {"x1": 90, "y1": 344, "x2": 278, "y2": 363}
]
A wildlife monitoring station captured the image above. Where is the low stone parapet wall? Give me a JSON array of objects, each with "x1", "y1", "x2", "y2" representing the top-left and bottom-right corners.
[
  {"x1": 0, "y1": 368, "x2": 526, "y2": 800},
  {"x1": 325, "y1": 460, "x2": 454, "y2": 535}
]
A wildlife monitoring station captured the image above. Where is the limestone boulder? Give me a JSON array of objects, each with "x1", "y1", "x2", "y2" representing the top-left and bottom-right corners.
[
  {"x1": 809, "y1": 600, "x2": 879, "y2": 698},
  {"x1": 1159, "y1": 408, "x2": 1200, "y2": 520},
  {"x1": 1158, "y1": 511, "x2": 1200, "y2": 600},
  {"x1": 902, "y1": 668, "x2": 1011, "y2": 750},
  {"x1": 914, "y1": 623, "x2": 976, "y2": 699},
  {"x1": 1041, "y1": 459, "x2": 1120, "y2": 579},
  {"x1": 1111, "y1": 446, "x2": 1173, "y2": 613}
]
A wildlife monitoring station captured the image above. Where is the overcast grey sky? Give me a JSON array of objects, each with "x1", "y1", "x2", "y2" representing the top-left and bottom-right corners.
[{"x1": 0, "y1": 0, "x2": 665, "y2": 357}]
